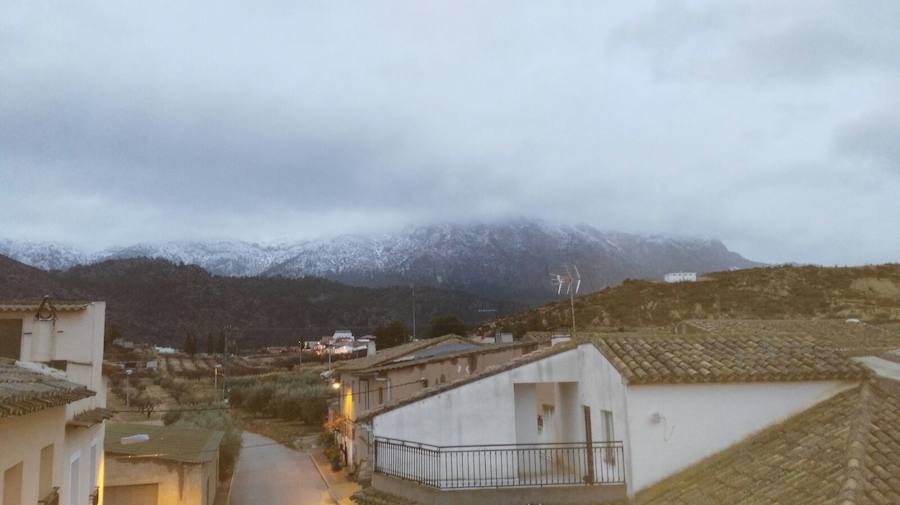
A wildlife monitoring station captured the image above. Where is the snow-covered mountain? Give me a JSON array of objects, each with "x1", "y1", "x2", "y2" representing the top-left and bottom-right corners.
[
  {"x1": 102, "y1": 241, "x2": 306, "y2": 277},
  {"x1": 0, "y1": 239, "x2": 87, "y2": 271},
  {"x1": 262, "y1": 221, "x2": 759, "y2": 303},
  {"x1": 0, "y1": 221, "x2": 760, "y2": 303}
]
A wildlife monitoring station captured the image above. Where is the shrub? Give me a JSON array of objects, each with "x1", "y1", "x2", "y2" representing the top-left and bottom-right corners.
[{"x1": 175, "y1": 408, "x2": 241, "y2": 481}]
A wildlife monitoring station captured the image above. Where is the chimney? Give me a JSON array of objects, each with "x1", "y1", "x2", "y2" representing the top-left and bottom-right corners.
[{"x1": 367, "y1": 341, "x2": 376, "y2": 356}]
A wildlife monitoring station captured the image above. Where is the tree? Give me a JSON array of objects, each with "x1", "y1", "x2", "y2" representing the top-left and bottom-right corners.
[
  {"x1": 105, "y1": 323, "x2": 122, "y2": 347},
  {"x1": 373, "y1": 320, "x2": 409, "y2": 349},
  {"x1": 427, "y1": 315, "x2": 467, "y2": 339},
  {"x1": 184, "y1": 334, "x2": 197, "y2": 355},
  {"x1": 206, "y1": 334, "x2": 214, "y2": 354},
  {"x1": 217, "y1": 332, "x2": 226, "y2": 354}
]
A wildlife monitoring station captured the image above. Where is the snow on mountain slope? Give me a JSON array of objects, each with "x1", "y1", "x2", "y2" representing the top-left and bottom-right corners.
[
  {"x1": 0, "y1": 220, "x2": 759, "y2": 303},
  {"x1": 0, "y1": 239, "x2": 87, "y2": 271},
  {"x1": 101, "y1": 241, "x2": 305, "y2": 277}
]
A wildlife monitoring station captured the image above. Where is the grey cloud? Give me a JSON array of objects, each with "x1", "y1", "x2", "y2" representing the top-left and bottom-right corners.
[
  {"x1": 609, "y1": 0, "x2": 900, "y2": 83},
  {"x1": 833, "y1": 110, "x2": 900, "y2": 172},
  {"x1": 0, "y1": 1, "x2": 899, "y2": 265}
]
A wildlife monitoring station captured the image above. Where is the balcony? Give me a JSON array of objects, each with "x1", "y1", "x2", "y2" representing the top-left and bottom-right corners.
[{"x1": 374, "y1": 437, "x2": 625, "y2": 490}]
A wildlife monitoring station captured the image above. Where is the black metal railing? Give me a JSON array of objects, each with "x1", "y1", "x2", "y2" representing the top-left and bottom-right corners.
[{"x1": 374, "y1": 437, "x2": 625, "y2": 489}]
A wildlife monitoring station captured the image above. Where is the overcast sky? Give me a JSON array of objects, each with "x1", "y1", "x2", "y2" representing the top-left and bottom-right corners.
[{"x1": 1, "y1": 1, "x2": 898, "y2": 265}]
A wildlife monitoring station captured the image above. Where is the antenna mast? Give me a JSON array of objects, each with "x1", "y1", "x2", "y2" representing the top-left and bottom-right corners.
[
  {"x1": 550, "y1": 264, "x2": 581, "y2": 338},
  {"x1": 411, "y1": 283, "x2": 416, "y2": 342}
]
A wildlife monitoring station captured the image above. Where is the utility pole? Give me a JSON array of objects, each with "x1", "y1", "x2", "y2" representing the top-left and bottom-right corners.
[
  {"x1": 411, "y1": 283, "x2": 417, "y2": 342},
  {"x1": 125, "y1": 369, "x2": 133, "y2": 407}
]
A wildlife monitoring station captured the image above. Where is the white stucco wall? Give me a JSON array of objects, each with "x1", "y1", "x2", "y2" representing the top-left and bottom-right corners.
[
  {"x1": 0, "y1": 407, "x2": 67, "y2": 505},
  {"x1": 373, "y1": 345, "x2": 632, "y2": 484},
  {"x1": 625, "y1": 380, "x2": 857, "y2": 492},
  {"x1": 373, "y1": 343, "x2": 861, "y2": 495},
  {"x1": 373, "y1": 345, "x2": 628, "y2": 447},
  {"x1": 62, "y1": 423, "x2": 104, "y2": 505}
]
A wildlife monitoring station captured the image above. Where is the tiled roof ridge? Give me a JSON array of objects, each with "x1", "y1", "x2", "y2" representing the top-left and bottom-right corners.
[
  {"x1": 363, "y1": 341, "x2": 537, "y2": 374},
  {"x1": 338, "y1": 334, "x2": 469, "y2": 371},
  {"x1": 838, "y1": 381, "x2": 873, "y2": 505}
]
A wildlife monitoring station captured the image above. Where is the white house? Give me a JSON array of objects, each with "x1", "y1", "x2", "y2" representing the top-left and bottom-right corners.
[
  {"x1": 358, "y1": 332, "x2": 866, "y2": 505},
  {"x1": 0, "y1": 299, "x2": 109, "y2": 505},
  {"x1": 663, "y1": 272, "x2": 697, "y2": 283}
]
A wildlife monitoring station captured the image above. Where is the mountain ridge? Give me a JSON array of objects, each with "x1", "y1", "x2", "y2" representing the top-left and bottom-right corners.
[
  {"x1": 0, "y1": 221, "x2": 759, "y2": 304},
  {"x1": 0, "y1": 254, "x2": 518, "y2": 347}
]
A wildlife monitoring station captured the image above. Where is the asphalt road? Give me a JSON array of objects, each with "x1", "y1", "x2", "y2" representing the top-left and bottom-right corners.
[{"x1": 231, "y1": 431, "x2": 334, "y2": 505}]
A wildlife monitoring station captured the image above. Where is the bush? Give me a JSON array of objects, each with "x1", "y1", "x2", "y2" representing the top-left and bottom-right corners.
[
  {"x1": 229, "y1": 371, "x2": 330, "y2": 425},
  {"x1": 162, "y1": 410, "x2": 182, "y2": 425},
  {"x1": 175, "y1": 408, "x2": 242, "y2": 481}
]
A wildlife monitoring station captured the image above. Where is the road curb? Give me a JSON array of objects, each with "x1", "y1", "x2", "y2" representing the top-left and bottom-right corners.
[
  {"x1": 308, "y1": 449, "x2": 340, "y2": 504},
  {"x1": 224, "y1": 433, "x2": 241, "y2": 505}
]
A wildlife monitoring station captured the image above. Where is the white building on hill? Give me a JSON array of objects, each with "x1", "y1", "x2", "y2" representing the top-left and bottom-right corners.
[{"x1": 663, "y1": 272, "x2": 697, "y2": 283}]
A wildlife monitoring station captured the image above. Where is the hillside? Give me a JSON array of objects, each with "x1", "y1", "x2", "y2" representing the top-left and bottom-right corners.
[
  {"x1": 0, "y1": 255, "x2": 519, "y2": 348},
  {"x1": 486, "y1": 264, "x2": 900, "y2": 333},
  {"x1": 0, "y1": 220, "x2": 759, "y2": 304}
]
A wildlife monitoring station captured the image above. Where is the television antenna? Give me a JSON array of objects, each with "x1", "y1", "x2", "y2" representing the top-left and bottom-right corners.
[{"x1": 550, "y1": 265, "x2": 581, "y2": 338}]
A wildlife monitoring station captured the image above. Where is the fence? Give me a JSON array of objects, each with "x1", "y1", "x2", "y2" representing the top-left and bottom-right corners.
[{"x1": 374, "y1": 437, "x2": 626, "y2": 489}]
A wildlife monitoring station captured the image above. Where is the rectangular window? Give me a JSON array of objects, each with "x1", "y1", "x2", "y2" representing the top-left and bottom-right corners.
[
  {"x1": 3, "y1": 462, "x2": 23, "y2": 505},
  {"x1": 601, "y1": 410, "x2": 616, "y2": 465},
  {"x1": 89, "y1": 443, "x2": 98, "y2": 491},
  {"x1": 40, "y1": 444, "x2": 54, "y2": 499},
  {"x1": 0, "y1": 319, "x2": 23, "y2": 360},
  {"x1": 70, "y1": 456, "x2": 80, "y2": 505},
  {"x1": 360, "y1": 380, "x2": 369, "y2": 409},
  {"x1": 378, "y1": 387, "x2": 383, "y2": 405},
  {"x1": 601, "y1": 410, "x2": 614, "y2": 441}
]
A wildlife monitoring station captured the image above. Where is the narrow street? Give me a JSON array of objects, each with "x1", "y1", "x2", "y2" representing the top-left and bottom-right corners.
[{"x1": 230, "y1": 431, "x2": 334, "y2": 505}]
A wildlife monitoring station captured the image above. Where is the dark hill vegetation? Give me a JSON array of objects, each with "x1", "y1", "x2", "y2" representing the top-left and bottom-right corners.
[
  {"x1": 0, "y1": 255, "x2": 519, "y2": 348},
  {"x1": 485, "y1": 264, "x2": 900, "y2": 334}
]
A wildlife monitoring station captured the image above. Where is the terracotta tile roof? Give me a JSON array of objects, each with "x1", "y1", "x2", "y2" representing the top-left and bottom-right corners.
[
  {"x1": 638, "y1": 378, "x2": 900, "y2": 505},
  {"x1": 356, "y1": 342, "x2": 575, "y2": 421},
  {"x1": 361, "y1": 342, "x2": 538, "y2": 374},
  {"x1": 591, "y1": 332, "x2": 869, "y2": 385},
  {"x1": 337, "y1": 335, "x2": 475, "y2": 372},
  {"x1": 0, "y1": 300, "x2": 90, "y2": 312},
  {"x1": 680, "y1": 319, "x2": 900, "y2": 356},
  {"x1": 359, "y1": 331, "x2": 868, "y2": 420},
  {"x1": 68, "y1": 407, "x2": 113, "y2": 428},
  {"x1": 0, "y1": 359, "x2": 96, "y2": 418},
  {"x1": 105, "y1": 422, "x2": 224, "y2": 464}
]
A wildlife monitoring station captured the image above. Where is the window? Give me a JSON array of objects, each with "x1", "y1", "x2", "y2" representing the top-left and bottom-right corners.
[
  {"x1": 3, "y1": 462, "x2": 23, "y2": 505},
  {"x1": 40, "y1": 444, "x2": 54, "y2": 499},
  {"x1": 360, "y1": 380, "x2": 369, "y2": 409},
  {"x1": 601, "y1": 410, "x2": 616, "y2": 465},
  {"x1": 377, "y1": 387, "x2": 383, "y2": 405},
  {"x1": 0, "y1": 319, "x2": 23, "y2": 360},
  {"x1": 600, "y1": 410, "x2": 614, "y2": 441},
  {"x1": 70, "y1": 455, "x2": 80, "y2": 505},
  {"x1": 89, "y1": 443, "x2": 98, "y2": 491}
]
